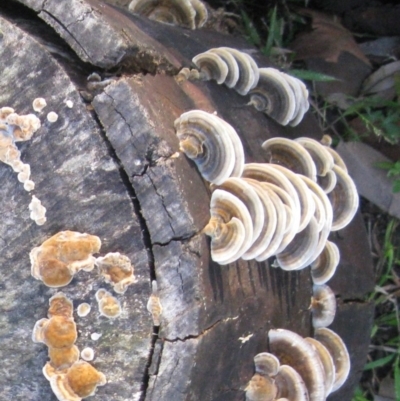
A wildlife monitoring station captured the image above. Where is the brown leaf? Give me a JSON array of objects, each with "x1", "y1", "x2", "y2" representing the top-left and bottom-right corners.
[{"x1": 291, "y1": 9, "x2": 371, "y2": 66}]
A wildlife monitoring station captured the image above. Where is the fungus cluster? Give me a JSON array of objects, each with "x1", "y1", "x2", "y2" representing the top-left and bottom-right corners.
[
  {"x1": 30, "y1": 231, "x2": 102, "y2": 288},
  {"x1": 33, "y1": 293, "x2": 106, "y2": 401},
  {"x1": 177, "y1": 47, "x2": 310, "y2": 126},
  {"x1": 0, "y1": 105, "x2": 47, "y2": 221},
  {"x1": 175, "y1": 109, "x2": 358, "y2": 282},
  {"x1": 95, "y1": 252, "x2": 137, "y2": 294},
  {"x1": 95, "y1": 288, "x2": 122, "y2": 319},
  {"x1": 128, "y1": 0, "x2": 208, "y2": 29},
  {"x1": 246, "y1": 328, "x2": 350, "y2": 401}
]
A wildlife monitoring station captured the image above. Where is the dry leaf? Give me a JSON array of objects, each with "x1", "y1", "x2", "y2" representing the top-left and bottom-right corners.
[{"x1": 291, "y1": 9, "x2": 371, "y2": 66}]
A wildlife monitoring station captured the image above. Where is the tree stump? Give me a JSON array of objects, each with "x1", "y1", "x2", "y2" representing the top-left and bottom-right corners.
[{"x1": 0, "y1": 1, "x2": 375, "y2": 400}]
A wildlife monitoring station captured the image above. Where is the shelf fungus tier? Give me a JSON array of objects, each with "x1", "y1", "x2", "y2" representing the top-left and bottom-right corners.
[{"x1": 174, "y1": 109, "x2": 244, "y2": 184}]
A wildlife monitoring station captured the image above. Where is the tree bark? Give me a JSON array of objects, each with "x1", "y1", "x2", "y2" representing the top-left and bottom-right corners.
[{"x1": 0, "y1": 1, "x2": 374, "y2": 400}]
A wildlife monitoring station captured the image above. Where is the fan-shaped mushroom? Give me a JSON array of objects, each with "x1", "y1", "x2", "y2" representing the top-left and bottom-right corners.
[
  {"x1": 311, "y1": 284, "x2": 337, "y2": 329},
  {"x1": 250, "y1": 68, "x2": 296, "y2": 125},
  {"x1": 175, "y1": 110, "x2": 244, "y2": 184},
  {"x1": 147, "y1": 280, "x2": 163, "y2": 326},
  {"x1": 208, "y1": 48, "x2": 240, "y2": 88},
  {"x1": 254, "y1": 352, "x2": 280, "y2": 376},
  {"x1": 314, "y1": 328, "x2": 351, "y2": 393},
  {"x1": 294, "y1": 137, "x2": 334, "y2": 177},
  {"x1": 328, "y1": 165, "x2": 359, "y2": 231},
  {"x1": 203, "y1": 189, "x2": 253, "y2": 264},
  {"x1": 261, "y1": 138, "x2": 317, "y2": 181},
  {"x1": 129, "y1": 0, "x2": 204, "y2": 29},
  {"x1": 305, "y1": 337, "x2": 335, "y2": 397},
  {"x1": 274, "y1": 364, "x2": 309, "y2": 401},
  {"x1": 310, "y1": 241, "x2": 340, "y2": 285},
  {"x1": 275, "y1": 217, "x2": 319, "y2": 271},
  {"x1": 192, "y1": 52, "x2": 229, "y2": 84},
  {"x1": 211, "y1": 178, "x2": 264, "y2": 246},
  {"x1": 241, "y1": 179, "x2": 278, "y2": 260},
  {"x1": 268, "y1": 329, "x2": 325, "y2": 401}
]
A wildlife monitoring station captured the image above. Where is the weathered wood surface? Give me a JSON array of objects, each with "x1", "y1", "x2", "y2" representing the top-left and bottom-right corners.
[{"x1": 1, "y1": 1, "x2": 375, "y2": 401}]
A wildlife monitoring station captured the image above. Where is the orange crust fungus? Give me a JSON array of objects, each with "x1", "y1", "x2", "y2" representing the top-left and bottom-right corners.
[
  {"x1": 95, "y1": 252, "x2": 137, "y2": 294},
  {"x1": 30, "y1": 231, "x2": 101, "y2": 288}
]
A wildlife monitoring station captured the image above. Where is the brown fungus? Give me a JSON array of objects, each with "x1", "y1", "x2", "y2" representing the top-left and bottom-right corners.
[
  {"x1": 30, "y1": 231, "x2": 101, "y2": 288},
  {"x1": 95, "y1": 288, "x2": 122, "y2": 319},
  {"x1": 95, "y1": 252, "x2": 137, "y2": 294}
]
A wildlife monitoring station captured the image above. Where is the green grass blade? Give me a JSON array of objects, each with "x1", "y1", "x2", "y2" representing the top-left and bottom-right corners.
[
  {"x1": 241, "y1": 11, "x2": 261, "y2": 47},
  {"x1": 264, "y1": 6, "x2": 278, "y2": 55},
  {"x1": 395, "y1": 358, "x2": 400, "y2": 401},
  {"x1": 287, "y1": 69, "x2": 337, "y2": 82},
  {"x1": 364, "y1": 354, "x2": 395, "y2": 370}
]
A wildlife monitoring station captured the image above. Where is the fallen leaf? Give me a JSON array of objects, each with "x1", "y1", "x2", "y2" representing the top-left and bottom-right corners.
[{"x1": 291, "y1": 9, "x2": 371, "y2": 66}]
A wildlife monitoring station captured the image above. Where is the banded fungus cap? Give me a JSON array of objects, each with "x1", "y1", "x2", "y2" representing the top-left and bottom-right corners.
[
  {"x1": 32, "y1": 97, "x2": 47, "y2": 112},
  {"x1": 129, "y1": 0, "x2": 197, "y2": 29},
  {"x1": 294, "y1": 137, "x2": 334, "y2": 177},
  {"x1": 311, "y1": 284, "x2": 337, "y2": 329},
  {"x1": 310, "y1": 241, "x2": 340, "y2": 285},
  {"x1": 245, "y1": 373, "x2": 277, "y2": 401},
  {"x1": 219, "y1": 47, "x2": 259, "y2": 95},
  {"x1": 242, "y1": 163, "x2": 301, "y2": 235},
  {"x1": 208, "y1": 48, "x2": 240, "y2": 88},
  {"x1": 305, "y1": 337, "x2": 335, "y2": 397},
  {"x1": 275, "y1": 216, "x2": 319, "y2": 271},
  {"x1": 240, "y1": 179, "x2": 278, "y2": 260},
  {"x1": 250, "y1": 68, "x2": 296, "y2": 125},
  {"x1": 192, "y1": 51, "x2": 229, "y2": 84},
  {"x1": 268, "y1": 329, "x2": 325, "y2": 401},
  {"x1": 261, "y1": 137, "x2": 317, "y2": 182},
  {"x1": 254, "y1": 352, "x2": 280, "y2": 376},
  {"x1": 268, "y1": 164, "x2": 316, "y2": 233},
  {"x1": 328, "y1": 165, "x2": 359, "y2": 231},
  {"x1": 274, "y1": 364, "x2": 309, "y2": 401},
  {"x1": 314, "y1": 328, "x2": 351, "y2": 393},
  {"x1": 95, "y1": 252, "x2": 137, "y2": 294},
  {"x1": 211, "y1": 178, "x2": 264, "y2": 245},
  {"x1": 203, "y1": 189, "x2": 253, "y2": 264},
  {"x1": 174, "y1": 110, "x2": 236, "y2": 185}
]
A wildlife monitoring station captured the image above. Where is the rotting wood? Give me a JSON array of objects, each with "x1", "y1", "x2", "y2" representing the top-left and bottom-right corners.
[{"x1": 0, "y1": 1, "x2": 375, "y2": 400}]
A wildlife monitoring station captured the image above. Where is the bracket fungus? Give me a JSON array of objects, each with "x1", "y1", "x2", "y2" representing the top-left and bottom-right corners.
[
  {"x1": 310, "y1": 241, "x2": 340, "y2": 285},
  {"x1": 174, "y1": 110, "x2": 244, "y2": 184},
  {"x1": 147, "y1": 280, "x2": 163, "y2": 326},
  {"x1": 29, "y1": 195, "x2": 47, "y2": 225},
  {"x1": 314, "y1": 328, "x2": 351, "y2": 393},
  {"x1": 95, "y1": 288, "x2": 122, "y2": 319},
  {"x1": 30, "y1": 231, "x2": 101, "y2": 288},
  {"x1": 80, "y1": 347, "x2": 95, "y2": 362},
  {"x1": 261, "y1": 138, "x2": 317, "y2": 182},
  {"x1": 268, "y1": 329, "x2": 325, "y2": 401},
  {"x1": 203, "y1": 188, "x2": 253, "y2": 264},
  {"x1": 95, "y1": 252, "x2": 137, "y2": 294},
  {"x1": 128, "y1": 0, "x2": 208, "y2": 29},
  {"x1": 179, "y1": 47, "x2": 260, "y2": 95},
  {"x1": 249, "y1": 68, "x2": 310, "y2": 126},
  {"x1": 311, "y1": 284, "x2": 337, "y2": 329}
]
